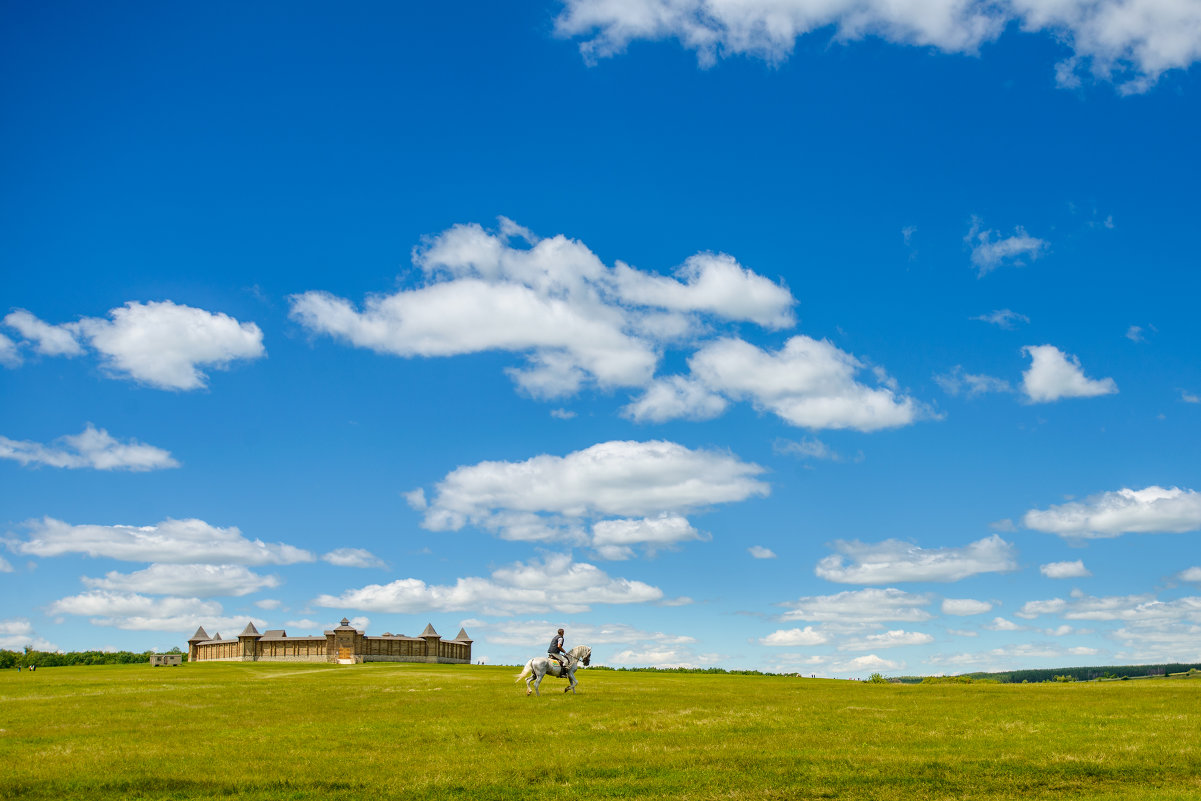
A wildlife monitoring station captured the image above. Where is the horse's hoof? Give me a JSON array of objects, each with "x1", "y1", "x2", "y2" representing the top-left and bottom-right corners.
[{"x1": 526, "y1": 690, "x2": 531, "y2": 696}]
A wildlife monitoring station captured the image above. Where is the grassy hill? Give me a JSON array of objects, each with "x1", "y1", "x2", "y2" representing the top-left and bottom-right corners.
[{"x1": 2, "y1": 661, "x2": 1199, "y2": 799}]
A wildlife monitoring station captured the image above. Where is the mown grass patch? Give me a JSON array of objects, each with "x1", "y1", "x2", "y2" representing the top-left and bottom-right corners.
[{"x1": 1, "y1": 662, "x2": 1199, "y2": 799}]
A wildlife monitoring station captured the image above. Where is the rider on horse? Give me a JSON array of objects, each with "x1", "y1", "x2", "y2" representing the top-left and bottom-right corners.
[{"x1": 547, "y1": 628, "x2": 568, "y2": 673}]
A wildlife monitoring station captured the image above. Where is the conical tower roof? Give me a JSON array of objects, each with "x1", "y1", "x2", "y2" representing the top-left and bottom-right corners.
[
  {"x1": 453, "y1": 628, "x2": 472, "y2": 642},
  {"x1": 419, "y1": 623, "x2": 439, "y2": 637},
  {"x1": 239, "y1": 622, "x2": 261, "y2": 637},
  {"x1": 189, "y1": 626, "x2": 210, "y2": 642}
]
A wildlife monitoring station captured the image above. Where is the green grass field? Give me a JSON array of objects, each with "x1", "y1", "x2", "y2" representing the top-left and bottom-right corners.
[{"x1": 2, "y1": 662, "x2": 1199, "y2": 800}]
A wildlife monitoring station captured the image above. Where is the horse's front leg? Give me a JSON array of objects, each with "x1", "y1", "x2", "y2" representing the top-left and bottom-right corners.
[{"x1": 564, "y1": 670, "x2": 576, "y2": 694}]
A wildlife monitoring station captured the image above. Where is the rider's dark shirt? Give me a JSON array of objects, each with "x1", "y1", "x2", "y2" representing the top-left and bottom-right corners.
[{"x1": 548, "y1": 634, "x2": 564, "y2": 656}]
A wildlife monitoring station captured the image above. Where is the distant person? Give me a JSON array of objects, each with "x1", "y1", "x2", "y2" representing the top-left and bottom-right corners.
[{"x1": 547, "y1": 628, "x2": 567, "y2": 671}]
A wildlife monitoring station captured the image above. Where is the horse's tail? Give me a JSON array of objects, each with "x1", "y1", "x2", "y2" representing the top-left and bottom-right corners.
[{"x1": 515, "y1": 660, "x2": 533, "y2": 682}]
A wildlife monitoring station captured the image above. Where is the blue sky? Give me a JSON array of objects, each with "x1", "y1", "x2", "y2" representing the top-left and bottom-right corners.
[{"x1": 2, "y1": 1, "x2": 1199, "y2": 676}]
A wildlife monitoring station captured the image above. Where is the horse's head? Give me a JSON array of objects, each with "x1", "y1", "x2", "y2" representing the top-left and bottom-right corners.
[{"x1": 571, "y1": 645, "x2": 591, "y2": 666}]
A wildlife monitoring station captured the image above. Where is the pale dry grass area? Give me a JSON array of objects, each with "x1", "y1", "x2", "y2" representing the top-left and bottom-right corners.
[{"x1": 1, "y1": 662, "x2": 1199, "y2": 800}]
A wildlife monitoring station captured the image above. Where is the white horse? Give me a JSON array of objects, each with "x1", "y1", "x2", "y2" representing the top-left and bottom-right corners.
[{"x1": 515, "y1": 645, "x2": 591, "y2": 696}]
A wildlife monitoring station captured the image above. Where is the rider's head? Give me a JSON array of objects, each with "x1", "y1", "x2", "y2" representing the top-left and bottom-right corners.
[{"x1": 557, "y1": 628, "x2": 564, "y2": 634}]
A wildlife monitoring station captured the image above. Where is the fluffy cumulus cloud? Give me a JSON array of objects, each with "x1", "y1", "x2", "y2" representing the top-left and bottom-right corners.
[
  {"x1": 313, "y1": 553, "x2": 664, "y2": 616},
  {"x1": 290, "y1": 219, "x2": 794, "y2": 400},
  {"x1": 941, "y1": 598, "x2": 994, "y2": 616},
  {"x1": 1040, "y1": 559, "x2": 1092, "y2": 578},
  {"x1": 640, "y1": 336, "x2": 922, "y2": 431},
  {"x1": 1023, "y1": 486, "x2": 1201, "y2": 538},
  {"x1": 3, "y1": 302, "x2": 264, "y2": 390},
  {"x1": 554, "y1": 0, "x2": 1201, "y2": 92},
  {"x1": 759, "y1": 626, "x2": 829, "y2": 646},
  {"x1": 46, "y1": 590, "x2": 267, "y2": 633},
  {"x1": 291, "y1": 220, "x2": 926, "y2": 430},
  {"x1": 81, "y1": 564, "x2": 281, "y2": 597},
  {"x1": 748, "y1": 545, "x2": 777, "y2": 559},
  {"x1": 11, "y1": 517, "x2": 315, "y2": 565},
  {"x1": 0, "y1": 424, "x2": 178, "y2": 471},
  {"x1": 1021, "y1": 345, "x2": 1118, "y2": 402},
  {"x1": 835, "y1": 654, "x2": 903, "y2": 673},
  {"x1": 815, "y1": 535, "x2": 1017, "y2": 584},
  {"x1": 3, "y1": 309, "x2": 85, "y2": 356},
  {"x1": 413, "y1": 439, "x2": 768, "y2": 556},
  {"x1": 780, "y1": 588, "x2": 932, "y2": 623}
]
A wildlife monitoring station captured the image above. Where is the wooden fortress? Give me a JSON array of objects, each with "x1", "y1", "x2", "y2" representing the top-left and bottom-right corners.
[{"x1": 187, "y1": 618, "x2": 472, "y2": 664}]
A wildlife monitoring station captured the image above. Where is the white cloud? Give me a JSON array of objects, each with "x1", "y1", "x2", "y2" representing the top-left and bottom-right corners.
[
  {"x1": 748, "y1": 545, "x2": 777, "y2": 559},
  {"x1": 5, "y1": 303, "x2": 265, "y2": 390},
  {"x1": 466, "y1": 618, "x2": 695, "y2": 648},
  {"x1": 1040, "y1": 560, "x2": 1092, "y2": 579},
  {"x1": 414, "y1": 440, "x2": 768, "y2": 551},
  {"x1": 759, "y1": 626, "x2": 829, "y2": 646},
  {"x1": 1125, "y1": 325, "x2": 1146, "y2": 343},
  {"x1": 0, "y1": 618, "x2": 59, "y2": 652},
  {"x1": 322, "y1": 548, "x2": 387, "y2": 568},
  {"x1": 773, "y1": 437, "x2": 843, "y2": 461},
  {"x1": 781, "y1": 588, "x2": 932, "y2": 623},
  {"x1": 0, "y1": 332, "x2": 22, "y2": 367},
  {"x1": 555, "y1": 0, "x2": 1201, "y2": 93},
  {"x1": 1180, "y1": 389, "x2": 1200, "y2": 404},
  {"x1": 591, "y1": 515, "x2": 705, "y2": 560},
  {"x1": 987, "y1": 617, "x2": 1025, "y2": 631},
  {"x1": 0, "y1": 555, "x2": 12, "y2": 572},
  {"x1": 838, "y1": 629, "x2": 934, "y2": 651},
  {"x1": 815, "y1": 535, "x2": 1017, "y2": 584},
  {"x1": 3, "y1": 309, "x2": 84, "y2": 356},
  {"x1": 621, "y1": 376, "x2": 728, "y2": 423},
  {"x1": 1021, "y1": 344, "x2": 1118, "y2": 402},
  {"x1": 290, "y1": 220, "x2": 794, "y2": 400},
  {"x1": 941, "y1": 598, "x2": 993, "y2": 616},
  {"x1": 1015, "y1": 598, "x2": 1068, "y2": 619},
  {"x1": 966, "y1": 218, "x2": 1049, "y2": 276},
  {"x1": 78, "y1": 301, "x2": 264, "y2": 390},
  {"x1": 658, "y1": 335, "x2": 922, "y2": 431},
  {"x1": 46, "y1": 589, "x2": 265, "y2": 633},
  {"x1": 835, "y1": 654, "x2": 902, "y2": 673},
  {"x1": 607, "y1": 646, "x2": 713, "y2": 668},
  {"x1": 12, "y1": 517, "x2": 316, "y2": 565},
  {"x1": 313, "y1": 553, "x2": 663, "y2": 616},
  {"x1": 81, "y1": 564, "x2": 280, "y2": 597},
  {"x1": 0, "y1": 619, "x2": 34, "y2": 636},
  {"x1": 255, "y1": 599, "x2": 284, "y2": 610},
  {"x1": 1026, "y1": 593, "x2": 1201, "y2": 623},
  {"x1": 611, "y1": 252, "x2": 795, "y2": 329},
  {"x1": 973, "y1": 309, "x2": 1029, "y2": 329},
  {"x1": 1023, "y1": 486, "x2": 1201, "y2": 538},
  {"x1": 934, "y1": 366, "x2": 1012, "y2": 397},
  {"x1": 0, "y1": 424, "x2": 178, "y2": 471},
  {"x1": 1179, "y1": 567, "x2": 1201, "y2": 583}
]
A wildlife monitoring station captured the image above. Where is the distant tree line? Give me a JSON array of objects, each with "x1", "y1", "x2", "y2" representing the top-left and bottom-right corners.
[
  {"x1": 961, "y1": 663, "x2": 1201, "y2": 684},
  {"x1": 1, "y1": 646, "x2": 185, "y2": 669},
  {"x1": 587, "y1": 665, "x2": 784, "y2": 676}
]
